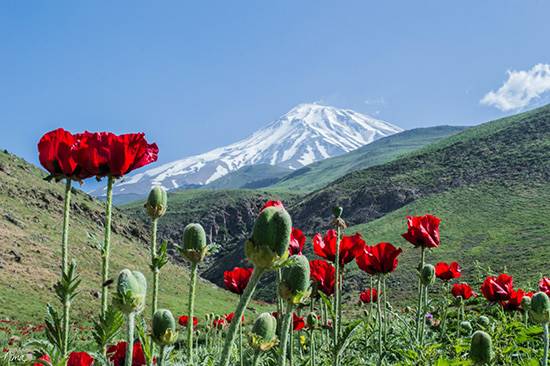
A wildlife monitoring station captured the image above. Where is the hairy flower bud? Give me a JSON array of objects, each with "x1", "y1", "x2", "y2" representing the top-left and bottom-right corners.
[
  {"x1": 180, "y1": 223, "x2": 208, "y2": 263},
  {"x1": 306, "y1": 312, "x2": 318, "y2": 329},
  {"x1": 420, "y1": 264, "x2": 436, "y2": 286},
  {"x1": 279, "y1": 255, "x2": 311, "y2": 305},
  {"x1": 478, "y1": 316, "x2": 490, "y2": 327},
  {"x1": 245, "y1": 206, "x2": 292, "y2": 269},
  {"x1": 470, "y1": 330, "x2": 493, "y2": 364},
  {"x1": 529, "y1": 292, "x2": 550, "y2": 324},
  {"x1": 113, "y1": 269, "x2": 147, "y2": 314},
  {"x1": 152, "y1": 309, "x2": 178, "y2": 346},
  {"x1": 144, "y1": 186, "x2": 167, "y2": 219},
  {"x1": 249, "y1": 313, "x2": 278, "y2": 351},
  {"x1": 460, "y1": 321, "x2": 473, "y2": 335}
]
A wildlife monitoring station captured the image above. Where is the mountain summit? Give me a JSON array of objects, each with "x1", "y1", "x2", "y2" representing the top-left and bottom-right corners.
[{"x1": 100, "y1": 104, "x2": 402, "y2": 196}]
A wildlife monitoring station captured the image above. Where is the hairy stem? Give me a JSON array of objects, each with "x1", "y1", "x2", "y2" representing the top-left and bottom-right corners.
[
  {"x1": 150, "y1": 218, "x2": 159, "y2": 363},
  {"x1": 101, "y1": 176, "x2": 114, "y2": 318},
  {"x1": 239, "y1": 315, "x2": 243, "y2": 366},
  {"x1": 125, "y1": 312, "x2": 136, "y2": 366},
  {"x1": 415, "y1": 246, "x2": 426, "y2": 342},
  {"x1": 543, "y1": 322, "x2": 548, "y2": 366},
  {"x1": 218, "y1": 267, "x2": 265, "y2": 366},
  {"x1": 187, "y1": 262, "x2": 198, "y2": 364},
  {"x1": 310, "y1": 328, "x2": 316, "y2": 366},
  {"x1": 377, "y1": 275, "x2": 383, "y2": 363},
  {"x1": 61, "y1": 179, "x2": 72, "y2": 356},
  {"x1": 332, "y1": 226, "x2": 341, "y2": 366},
  {"x1": 279, "y1": 302, "x2": 294, "y2": 366},
  {"x1": 252, "y1": 350, "x2": 261, "y2": 366}
]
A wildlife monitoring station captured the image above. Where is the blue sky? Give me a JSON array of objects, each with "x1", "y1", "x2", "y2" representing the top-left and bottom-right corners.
[{"x1": 1, "y1": 1, "x2": 549, "y2": 167}]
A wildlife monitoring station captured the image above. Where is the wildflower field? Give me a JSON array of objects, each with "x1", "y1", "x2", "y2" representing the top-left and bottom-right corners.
[{"x1": 0, "y1": 127, "x2": 548, "y2": 366}]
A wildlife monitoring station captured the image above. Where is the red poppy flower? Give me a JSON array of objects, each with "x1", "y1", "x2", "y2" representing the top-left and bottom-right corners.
[
  {"x1": 451, "y1": 283, "x2": 476, "y2": 300},
  {"x1": 33, "y1": 354, "x2": 51, "y2": 366},
  {"x1": 38, "y1": 128, "x2": 90, "y2": 179},
  {"x1": 309, "y1": 259, "x2": 336, "y2": 296},
  {"x1": 225, "y1": 312, "x2": 244, "y2": 324},
  {"x1": 224, "y1": 267, "x2": 253, "y2": 295},
  {"x1": 212, "y1": 317, "x2": 227, "y2": 329},
  {"x1": 359, "y1": 288, "x2": 380, "y2": 303},
  {"x1": 313, "y1": 230, "x2": 366, "y2": 266},
  {"x1": 289, "y1": 228, "x2": 306, "y2": 255},
  {"x1": 501, "y1": 288, "x2": 527, "y2": 311},
  {"x1": 107, "y1": 341, "x2": 150, "y2": 366},
  {"x1": 435, "y1": 262, "x2": 461, "y2": 281},
  {"x1": 78, "y1": 132, "x2": 158, "y2": 178},
  {"x1": 67, "y1": 352, "x2": 94, "y2": 366},
  {"x1": 292, "y1": 313, "x2": 305, "y2": 332},
  {"x1": 260, "y1": 200, "x2": 284, "y2": 211},
  {"x1": 2, "y1": 348, "x2": 8, "y2": 353},
  {"x1": 401, "y1": 215, "x2": 441, "y2": 248},
  {"x1": 539, "y1": 277, "x2": 550, "y2": 296},
  {"x1": 481, "y1": 274, "x2": 514, "y2": 303},
  {"x1": 355, "y1": 242, "x2": 402, "y2": 275},
  {"x1": 178, "y1": 315, "x2": 198, "y2": 328}
]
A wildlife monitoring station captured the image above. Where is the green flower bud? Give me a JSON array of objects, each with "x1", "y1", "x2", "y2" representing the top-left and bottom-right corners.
[
  {"x1": 478, "y1": 316, "x2": 490, "y2": 327},
  {"x1": 246, "y1": 206, "x2": 292, "y2": 269},
  {"x1": 152, "y1": 309, "x2": 178, "y2": 346},
  {"x1": 180, "y1": 223, "x2": 208, "y2": 263},
  {"x1": 306, "y1": 312, "x2": 318, "y2": 329},
  {"x1": 521, "y1": 296, "x2": 532, "y2": 311},
  {"x1": 529, "y1": 292, "x2": 550, "y2": 324},
  {"x1": 249, "y1": 313, "x2": 278, "y2": 352},
  {"x1": 279, "y1": 255, "x2": 311, "y2": 305},
  {"x1": 113, "y1": 269, "x2": 147, "y2": 314},
  {"x1": 470, "y1": 330, "x2": 493, "y2": 365},
  {"x1": 420, "y1": 264, "x2": 436, "y2": 286},
  {"x1": 144, "y1": 186, "x2": 168, "y2": 219},
  {"x1": 460, "y1": 321, "x2": 473, "y2": 335},
  {"x1": 332, "y1": 206, "x2": 343, "y2": 218}
]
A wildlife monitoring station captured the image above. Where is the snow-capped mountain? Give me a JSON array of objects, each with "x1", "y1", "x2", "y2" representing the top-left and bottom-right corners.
[{"x1": 96, "y1": 103, "x2": 403, "y2": 196}]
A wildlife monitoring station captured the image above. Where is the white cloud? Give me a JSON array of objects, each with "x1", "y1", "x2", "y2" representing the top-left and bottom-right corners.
[{"x1": 481, "y1": 63, "x2": 550, "y2": 111}]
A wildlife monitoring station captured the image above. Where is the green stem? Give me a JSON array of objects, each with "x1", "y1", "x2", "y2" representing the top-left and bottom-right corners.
[
  {"x1": 420, "y1": 285, "x2": 428, "y2": 346},
  {"x1": 441, "y1": 282, "x2": 449, "y2": 336},
  {"x1": 415, "y1": 246, "x2": 426, "y2": 342},
  {"x1": 187, "y1": 262, "x2": 198, "y2": 364},
  {"x1": 101, "y1": 176, "x2": 114, "y2": 318},
  {"x1": 125, "y1": 312, "x2": 136, "y2": 366},
  {"x1": 279, "y1": 302, "x2": 294, "y2": 366},
  {"x1": 382, "y1": 276, "x2": 387, "y2": 342},
  {"x1": 158, "y1": 345, "x2": 165, "y2": 366},
  {"x1": 543, "y1": 323, "x2": 548, "y2": 366},
  {"x1": 310, "y1": 329, "x2": 316, "y2": 366},
  {"x1": 333, "y1": 226, "x2": 341, "y2": 366},
  {"x1": 218, "y1": 267, "x2": 265, "y2": 366},
  {"x1": 239, "y1": 314, "x2": 243, "y2": 366},
  {"x1": 150, "y1": 218, "x2": 159, "y2": 363},
  {"x1": 61, "y1": 179, "x2": 72, "y2": 356},
  {"x1": 377, "y1": 275, "x2": 383, "y2": 363}
]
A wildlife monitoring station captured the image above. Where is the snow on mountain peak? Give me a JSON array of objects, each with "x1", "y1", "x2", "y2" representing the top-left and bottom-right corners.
[{"x1": 96, "y1": 104, "x2": 403, "y2": 196}]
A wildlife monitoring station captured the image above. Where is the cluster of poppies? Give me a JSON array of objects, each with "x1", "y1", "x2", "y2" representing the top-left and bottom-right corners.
[{"x1": 38, "y1": 128, "x2": 158, "y2": 180}]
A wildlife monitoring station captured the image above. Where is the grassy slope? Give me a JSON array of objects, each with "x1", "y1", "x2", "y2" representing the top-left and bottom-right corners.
[
  {"x1": 292, "y1": 104, "x2": 550, "y2": 231},
  {"x1": 0, "y1": 150, "x2": 266, "y2": 322},
  {"x1": 203, "y1": 164, "x2": 292, "y2": 189},
  {"x1": 271, "y1": 126, "x2": 467, "y2": 192},
  {"x1": 342, "y1": 182, "x2": 550, "y2": 302}
]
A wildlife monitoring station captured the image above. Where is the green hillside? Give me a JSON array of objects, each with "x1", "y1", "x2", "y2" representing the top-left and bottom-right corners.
[
  {"x1": 292, "y1": 104, "x2": 550, "y2": 231},
  {"x1": 0, "y1": 150, "x2": 266, "y2": 322},
  {"x1": 271, "y1": 125, "x2": 467, "y2": 192},
  {"x1": 342, "y1": 182, "x2": 550, "y2": 302},
  {"x1": 203, "y1": 163, "x2": 292, "y2": 189}
]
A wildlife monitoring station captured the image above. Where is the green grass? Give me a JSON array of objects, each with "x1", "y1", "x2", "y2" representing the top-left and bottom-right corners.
[
  {"x1": 270, "y1": 126, "x2": 466, "y2": 192},
  {"x1": 342, "y1": 182, "x2": 550, "y2": 302},
  {"x1": 0, "y1": 150, "x2": 269, "y2": 323}
]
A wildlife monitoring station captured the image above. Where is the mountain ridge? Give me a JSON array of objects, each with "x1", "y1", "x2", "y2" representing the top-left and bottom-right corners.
[{"x1": 95, "y1": 104, "x2": 402, "y2": 196}]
